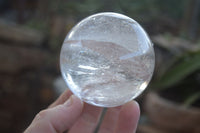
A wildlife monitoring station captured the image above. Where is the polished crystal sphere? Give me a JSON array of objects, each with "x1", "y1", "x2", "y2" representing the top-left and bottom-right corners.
[{"x1": 60, "y1": 12, "x2": 155, "y2": 107}]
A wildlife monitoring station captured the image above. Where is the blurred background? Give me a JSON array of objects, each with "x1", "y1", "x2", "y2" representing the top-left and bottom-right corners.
[{"x1": 0, "y1": 0, "x2": 200, "y2": 133}]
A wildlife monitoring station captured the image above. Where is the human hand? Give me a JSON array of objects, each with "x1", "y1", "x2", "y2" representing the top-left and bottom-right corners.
[{"x1": 24, "y1": 90, "x2": 140, "y2": 133}]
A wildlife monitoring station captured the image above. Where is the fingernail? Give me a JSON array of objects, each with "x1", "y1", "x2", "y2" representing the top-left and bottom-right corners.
[
  {"x1": 64, "y1": 95, "x2": 74, "y2": 106},
  {"x1": 133, "y1": 100, "x2": 140, "y2": 108}
]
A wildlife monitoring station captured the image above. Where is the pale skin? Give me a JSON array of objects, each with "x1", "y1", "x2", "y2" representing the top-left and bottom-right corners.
[{"x1": 24, "y1": 90, "x2": 140, "y2": 133}]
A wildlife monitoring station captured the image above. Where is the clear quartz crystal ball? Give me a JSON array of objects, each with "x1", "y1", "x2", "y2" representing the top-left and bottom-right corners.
[{"x1": 60, "y1": 12, "x2": 155, "y2": 107}]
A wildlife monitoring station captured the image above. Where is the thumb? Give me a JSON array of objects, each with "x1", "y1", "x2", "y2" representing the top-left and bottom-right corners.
[{"x1": 24, "y1": 95, "x2": 83, "y2": 133}]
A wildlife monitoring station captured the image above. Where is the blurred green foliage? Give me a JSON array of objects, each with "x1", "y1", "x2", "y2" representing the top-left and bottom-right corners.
[
  {"x1": 25, "y1": 19, "x2": 49, "y2": 33},
  {"x1": 49, "y1": 0, "x2": 187, "y2": 21},
  {"x1": 153, "y1": 49, "x2": 200, "y2": 106},
  {"x1": 155, "y1": 50, "x2": 200, "y2": 89}
]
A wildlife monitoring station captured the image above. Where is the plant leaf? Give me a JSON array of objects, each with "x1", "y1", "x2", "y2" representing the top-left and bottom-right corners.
[
  {"x1": 183, "y1": 92, "x2": 200, "y2": 107},
  {"x1": 154, "y1": 50, "x2": 200, "y2": 90}
]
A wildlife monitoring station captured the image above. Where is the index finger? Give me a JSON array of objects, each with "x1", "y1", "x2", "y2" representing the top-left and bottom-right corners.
[
  {"x1": 115, "y1": 101, "x2": 140, "y2": 133},
  {"x1": 48, "y1": 89, "x2": 72, "y2": 108}
]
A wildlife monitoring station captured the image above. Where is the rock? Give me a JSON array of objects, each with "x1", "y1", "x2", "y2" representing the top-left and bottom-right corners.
[
  {"x1": 0, "y1": 44, "x2": 48, "y2": 73},
  {"x1": 144, "y1": 92, "x2": 200, "y2": 133},
  {"x1": 137, "y1": 125, "x2": 170, "y2": 133},
  {"x1": 152, "y1": 35, "x2": 199, "y2": 54},
  {"x1": 0, "y1": 20, "x2": 45, "y2": 46}
]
